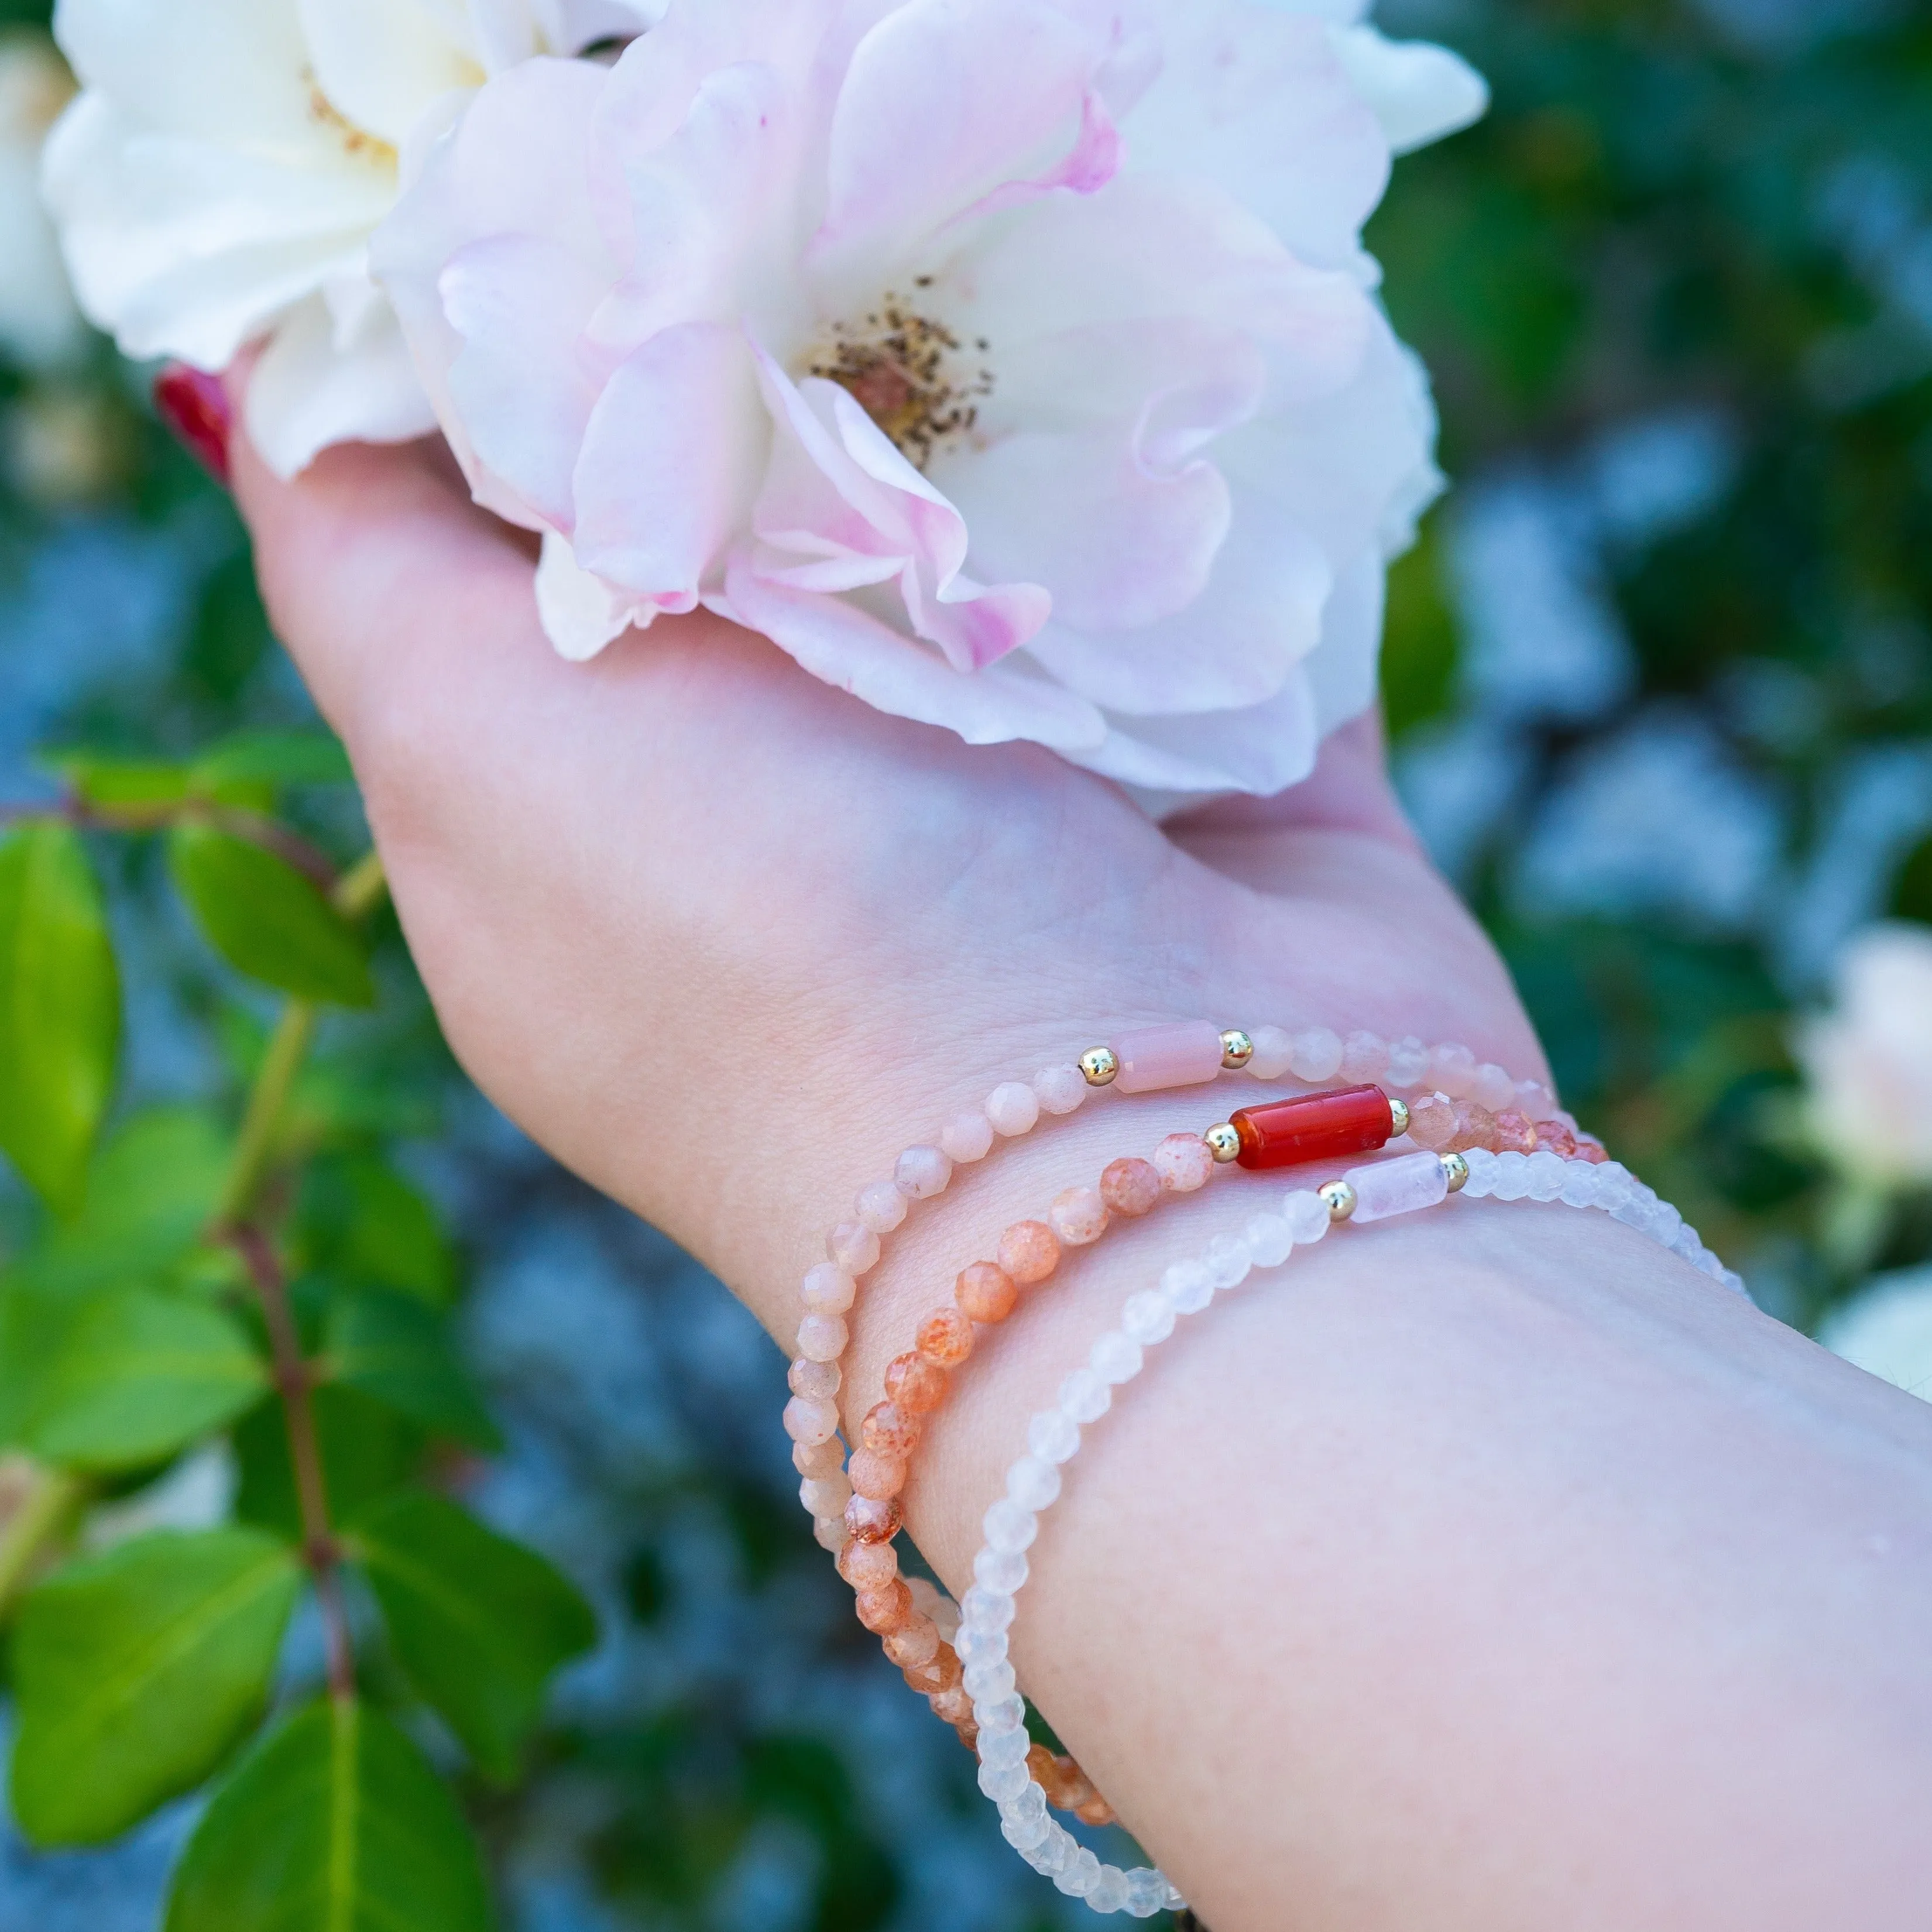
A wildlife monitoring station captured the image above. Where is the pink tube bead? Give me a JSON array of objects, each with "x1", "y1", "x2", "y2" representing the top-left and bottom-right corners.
[
  {"x1": 1111, "y1": 1021, "x2": 1226, "y2": 1094},
  {"x1": 1344, "y1": 1151, "x2": 1450, "y2": 1224}
]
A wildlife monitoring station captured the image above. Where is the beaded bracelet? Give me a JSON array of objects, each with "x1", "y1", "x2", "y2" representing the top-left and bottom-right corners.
[
  {"x1": 786, "y1": 1023, "x2": 1569, "y2": 1547},
  {"x1": 828, "y1": 1071, "x2": 1605, "y2": 1821},
  {"x1": 960, "y1": 1148, "x2": 1744, "y2": 1916},
  {"x1": 789, "y1": 1030, "x2": 1586, "y2": 1814}
]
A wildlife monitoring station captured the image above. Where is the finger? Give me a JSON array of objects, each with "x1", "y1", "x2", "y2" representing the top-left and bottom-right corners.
[
  {"x1": 1167, "y1": 711, "x2": 1422, "y2": 896},
  {"x1": 219, "y1": 363, "x2": 538, "y2": 743}
]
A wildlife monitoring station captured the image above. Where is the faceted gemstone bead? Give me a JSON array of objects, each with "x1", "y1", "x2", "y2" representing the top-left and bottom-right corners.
[
  {"x1": 942, "y1": 1113, "x2": 996, "y2": 1167},
  {"x1": 917, "y1": 1306, "x2": 975, "y2": 1368},
  {"x1": 1283, "y1": 1190, "x2": 1331, "y2": 1243},
  {"x1": 884, "y1": 1351, "x2": 948, "y2": 1414},
  {"x1": 1123, "y1": 1289, "x2": 1176, "y2": 1344},
  {"x1": 1033, "y1": 1064, "x2": 1089, "y2": 1115},
  {"x1": 855, "y1": 1181, "x2": 908, "y2": 1235},
  {"x1": 895, "y1": 1144, "x2": 952, "y2": 1200},
  {"x1": 849, "y1": 1449, "x2": 908, "y2": 1499},
  {"x1": 883, "y1": 1614, "x2": 940, "y2": 1667},
  {"x1": 1089, "y1": 1330, "x2": 1143, "y2": 1383},
  {"x1": 997, "y1": 1219, "x2": 1061, "y2": 1285},
  {"x1": 1491, "y1": 1108, "x2": 1539, "y2": 1155},
  {"x1": 1152, "y1": 1133, "x2": 1215, "y2": 1192},
  {"x1": 1245, "y1": 1212, "x2": 1293, "y2": 1268},
  {"x1": 1515, "y1": 1078, "x2": 1556, "y2": 1119},
  {"x1": 1405, "y1": 1091, "x2": 1456, "y2": 1151},
  {"x1": 794, "y1": 1436, "x2": 844, "y2": 1478},
  {"x1": 1384, "y1": 1035, "x2": 1430, "y2": 1088},
  {"x1": 799, "y1": 1475, "x2": 850, "y2": 1518},
  {"x1": 1099, "y1": 1156, "x2": 1162, "y2": 1217},
  {"x1": 956, "y1": 1261, "x2": 1018, "y2": 1324},
  {"x1": 855, "y1": 1580, "x2": 914, "y2": 1634},
  {"x1": 1288, "y1": 1026, "x2": 1344, "y2": 1082},
  {"x1": 861, "y1": 1401, "x2": 920, "y2": 1460},
  {"x1": 1111, "y1": 1020, "x2": 1225, "y2": 1093},
  {"x1": 801, "y1": 1262, "x2": 857, "y2": 1314},
  {"x1": 844, "y1": 1494, "x2": 902, "y2": 1543},
  {"x1": 1230, "y1": 1085, "x2": 1395, "y2": 1171},
  {"x1": 1428, "y1": 1041, "x2": 1478, "y2": 1098},
  {"x1": 828, "y1": 1221, "x2": 881, "y2": 1274},
  {"x1": 928, "y1": 1683, "x2": 974, "y2": 1725},
  {"x1": 1340, "y1": 1030, "x2": 1389, "y2": 1082},
  {"x1": 788, "y1": 1357, "x2": 839, "y2": 1400},
  {"x1": 1448, "y1": 1100, "x2": 1498, "y2": 1153},
  {"x1": 1345, "y1": 1149, "x2": 1450, "y2": 1223},
  {"x1": 783, "y1": 1395, "x2": 839, "y2": 1446},
  {"x1": 812, "y1": 1518, "x2": 846, "y2": 1553},
  {"x1": 1075, "y1": 1794, "x2": 1117, "y2": 1828},
  {"x1": 795, "y1": 1313, "x2": 847, "y2": 1363},
  {"x1": 986, "y1": 1082, "x2": 1041, "y2": 1136},
  {"x1": 1473, "y1": 1062, "x2": 1517, "y2": 1112},
  {"x1": 903, "y1": 1645, "x2": 962, "y2": 1696},
  {"x1": 1247, "y1": 1024, "x2": 1295, "y2": 1080},
  {"x1": 839, "y1": 1539, "x2": 898, "y2": 1588},
  {"x1": 1048, "y1": 1186, "x2": 1109, "y2": 1247},
  {"x1": 1535, "y1": 1119, "x2": 1578, "y2": 1159},
  {"x1": 1577, "y1": 1136, "x2": 1610, "y2": 1164}
]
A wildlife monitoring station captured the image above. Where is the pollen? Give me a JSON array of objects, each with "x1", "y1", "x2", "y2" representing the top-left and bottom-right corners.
[
  {"x1": 304, "y1": 70, "x2": 399, "y2": 167},
  {"x1": 807, "y1": 296, "x2": 993, "y2": 470}
]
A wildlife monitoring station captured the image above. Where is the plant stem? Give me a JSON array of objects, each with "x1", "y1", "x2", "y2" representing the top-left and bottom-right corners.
[
  {"x1": 216, "y1": 1001, "x2": 318, "y2": 1229},
  {"x1": 332, "y1": 849, "x2": 388, "y2": 921},
  {"x1": 231, "y1": 1227, "x2": 356, "y2": 1704},
  {"x1": 0, "y1": 1462, "x2": 90, "y2": 1618},
  {"x1": 207, "y1": 845, "x2": 385, "y2": 1707},
  {"x1": 0, "y1": 796, "x2": 340, "y2": 891}
]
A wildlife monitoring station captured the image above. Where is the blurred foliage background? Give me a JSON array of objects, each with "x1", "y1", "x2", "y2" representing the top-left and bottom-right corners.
[{"x1": 1, "y1": 0, "x2": 1930, "y2": 1927}]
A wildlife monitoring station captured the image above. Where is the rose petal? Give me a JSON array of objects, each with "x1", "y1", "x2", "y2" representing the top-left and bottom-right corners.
[
  {"x1": 716, "y1": 552, "x2": 1104, "y2": 751},
  {"x1": 572, "y1": 320, "x2": 766, "y2": 606},
  {"x1": 1328, "y1": 26, "x2": 1488, "y2": 157},
  {"x1": 296, "y1": 0, "x2": 483, "y2": 149},
  {"x1": 246, "y1": 284, "x2": 438, "y2": 476},
  {"x1": 536, "y1": 527, "x2": 644, "y2": 659}
]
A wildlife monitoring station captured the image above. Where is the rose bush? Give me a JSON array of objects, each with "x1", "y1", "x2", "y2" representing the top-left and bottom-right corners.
[
  {"x1": 42, "y1": 0, "x2": 662, "y2": 476},
  {"x1": 373, "y1": 0, "x2": 1485, "y2": 801},
  {"x1": 1797, "y1": 922, "x2": 1932, "y2": 1190}
]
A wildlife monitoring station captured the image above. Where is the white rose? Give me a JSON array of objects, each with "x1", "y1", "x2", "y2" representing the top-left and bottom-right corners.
[
  {"x1": 1819, "y1": 1267, "x2": 1932, "y2": 1403},
  {"x1": 41, "y1": 0, "x2": 662, "y2": 477},
  {"x1": 1796, "y1": 922, "x2": 1932, "y2": 1188},
  {"x1": 0, "y1": 29, "x2": 85, "y2": 370}
]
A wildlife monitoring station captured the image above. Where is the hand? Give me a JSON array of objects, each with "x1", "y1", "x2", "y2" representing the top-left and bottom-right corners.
[{"x1": 225, "y1": 406, "x2": 1544, "y2": 1340}]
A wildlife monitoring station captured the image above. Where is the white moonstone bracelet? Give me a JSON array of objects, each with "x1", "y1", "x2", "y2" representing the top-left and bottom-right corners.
[{"x1": 955, "y1": 1148, "x2": 1745, "y2": 1914}]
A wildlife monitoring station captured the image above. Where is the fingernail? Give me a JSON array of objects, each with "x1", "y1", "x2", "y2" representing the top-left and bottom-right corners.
[{"x1": 153, "y1": 363, "x2": 232, "y2": 486}]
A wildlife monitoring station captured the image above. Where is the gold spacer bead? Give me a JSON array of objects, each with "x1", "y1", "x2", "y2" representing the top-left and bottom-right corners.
[
  {"x1": 1388, "y1": 1096, "x2": 1411, "y2": 1137},
  {"x1": 1442, "y1": 1152, "x2": 1471, "y2": 1195},
  {"x1": 1319, "y1": 1179, "x2": 1357, "y2": 1224},
  {"x1": 1205, "y1": 1123, "x2": 1242, "y2": 1164},
  {"x1": 1080, "y1": 1046, "x2": 1120, "y2": 1087},
  {"x1": 1219, "y1": 1028, "x2": 1255, "y2": 1071}
]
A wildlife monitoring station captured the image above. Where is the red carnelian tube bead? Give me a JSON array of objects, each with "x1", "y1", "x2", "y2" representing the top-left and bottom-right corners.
[{"x1": 1230, "y1": 1085, "x2": 1395, "y2": 1171}]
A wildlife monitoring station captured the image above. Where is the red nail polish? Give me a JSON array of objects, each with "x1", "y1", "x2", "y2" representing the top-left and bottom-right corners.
[{"x1": 153, "y1": 363, "x2": 232, "y2": 485}]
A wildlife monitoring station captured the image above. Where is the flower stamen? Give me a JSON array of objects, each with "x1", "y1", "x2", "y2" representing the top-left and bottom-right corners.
[{"x1": 808, "y1": 294, "x2": 992, "y2": 470}]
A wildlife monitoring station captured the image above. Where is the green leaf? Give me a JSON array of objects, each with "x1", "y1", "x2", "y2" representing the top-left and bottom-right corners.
[
  {"x1": 351, "y1": 1490, "x2": 596, "y2": 1782},
  {"x1": 193, "y1": 731, "x2": 355, "y2": 791},
  {"x1": 26, "y1": 1288, "x2": 268, "y2": 1472},
  {"x1": 0, "y1": 822, "x2": 121, "y2": 1216},
  {"x1": 169, "y1": 825, "x2": 373, "y2": 1008},
  {"x1": 43, "y1": 754, "x2": 193, "y2": 811},
  {"x1": 324, "y1": 1292, "x2": 499, "y2": 1451},
  {"x1": 298, "y1": 1156, "x2": 456, "y2": 1306},
  {"x1": 10, "y1": 1528, "x2": 303, "y2": 1845},
  {"x1": 232, "y1": 1386, "x2": 424, "y2": 1542},
  {"x1": 12, "y1": 1107, "x2": 232, "y2": 1297},
  {"x1": 164, "y1": 1699, "x2": 492, "y2": 1932}
]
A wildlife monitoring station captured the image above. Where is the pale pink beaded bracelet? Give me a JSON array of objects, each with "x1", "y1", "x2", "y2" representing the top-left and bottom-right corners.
[{"x1": 962, "y1": 1146, "x2": 1744, "y2": 1917}]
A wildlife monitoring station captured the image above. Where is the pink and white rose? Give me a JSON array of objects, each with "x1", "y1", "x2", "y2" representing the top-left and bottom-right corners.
[
  {"x1": 42, "y1": 0, "x2": 662, "y2": 476},
  {"x1": 374, "y1": 0, "x2": 1485, "y2": 800}
]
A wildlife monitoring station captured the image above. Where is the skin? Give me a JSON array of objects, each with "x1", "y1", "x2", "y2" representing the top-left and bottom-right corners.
[{"x1": 224, "y1": 400, "x2": 1932, "y2": 1930}]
